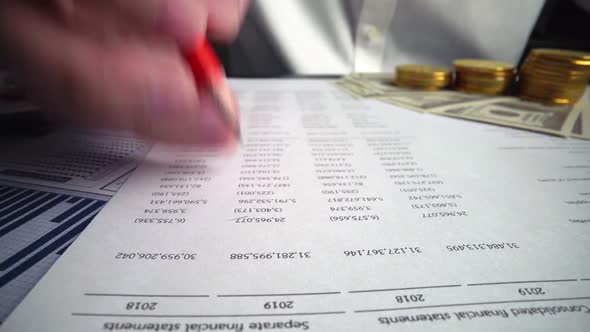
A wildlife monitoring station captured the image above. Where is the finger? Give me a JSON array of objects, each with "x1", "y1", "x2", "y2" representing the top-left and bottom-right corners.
[
  {"x1": 0, "y1": 2, "x2": 113, "y2": 121},
  {"x1": 82, "y1": 0, "x2": 207, "y2": 48},
  {"x1": 85, "y1": 0, "x2": 249, "y2": 45},
  {"x1": 0, "y1": 2, "x2": 236, "y2": 145},
  {"x1": 205, "y1": 0, "x2": 250, "y2": 42},
  {"x1": 51, "y1": 0, "x2": 152, "y2": 44},
  {"x1": 131, "y1": 56, "x2": 238, "y2": 145}
]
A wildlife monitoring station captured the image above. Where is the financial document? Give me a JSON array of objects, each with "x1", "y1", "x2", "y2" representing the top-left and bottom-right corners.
[
  {"x1": 0, "y1": 130, "x2": 150, "y2": 321},
  {"x1": 0, "y1": 129, "x2": 151, "y2": 196},
  {"x1": 2, "y1": 79, "x2": 590, "y2": 331}
]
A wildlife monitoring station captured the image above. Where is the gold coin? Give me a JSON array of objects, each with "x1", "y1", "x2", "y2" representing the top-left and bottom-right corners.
[
  {"x1": 455, "y1": 88, "x2": 505, "y2": 96},
  {"x1": 517, "y1": 48, "x2": 590, "y2": 104},
  {"x1": 521, "y1": 91, "x2": 584, "y2": 102},
  {"x1": 455, "y1": 81, "x2": 511, "y2": 88},
  {"x1": 520, "y1": 90, "x2": 585, "y2": 102},
  {"x1": 456, "y1": 75, "x2": 513, "y2": 83},
  {"x1": 521, "y1": 88, "x2": 584, "y2": 98},
  {"x1": 459, "y1": 85, "x2": 510, "y2": 91},
  {"x1": 522, "y1": 63, "x2": 590, "y2": 79},
  {"x1": 452, "y1": 59, "x2": 515, "y2": 96},
  {"x1": 455, "y1": 69, "x2": 515, "y2": 78},
  {"x1": 521, "y1": 86, "x2": 586, "y2": 95},
  {"x1": 531, "y1": 49, "x2": 590, "y2": 63},
  {"x1": 396, "y1": 74, "x2": 451, "y2": 80},
  {"x1": 454, "y1": 59, "x2": 515, "y2": 73},
  {"x1": 519, "y1": 76, "x2": 588, "y2": 87},
  {"x1": 456, "y1": 81, "x2": 510, "y2": 89},
  {"x1": 455, "y1": 76, "x2": 513, "y2": 89},
  {"x1": 396, "y1": 64, "x2": 451, "y2": 76},
  {"x1": 396, "y1": 78, "x2": 450, "y2": 85},
  {"x1": 394, "y1": 64, "x2": 452, "y2": 90},
  {"x1": 519, "y1": 74, "x2": 588, "y2": 86},
  {"x1": 456, "y1": 83, "x2": 510, "y2": 91},
  {"x1": 520, "y1": 95, "x2": 577, "y2": 105},
  {"x1": 521, "y1": 71, "x2": 589, "y2": 82},
  {"x1": 396, "y1": 83, "x2": 449, "y2": 89},
  {"x1": 520, "y1": 63, "x2": 589, "y2": 76},
  {"x1": 394, "y1": 77, "x2": 447, "y2": 83},
  {"x1": 524, "y1": 56, "x2": 590, "y2": 70},
  {"x1": 395, "y1": 76, "x2": 450, "y2": 84},
  {"x1": 396, "y1": 74, "x2": 450, "y2": 82},
  {"x1": 395, "y1": 82, "x2": 446, "y2": 91}
]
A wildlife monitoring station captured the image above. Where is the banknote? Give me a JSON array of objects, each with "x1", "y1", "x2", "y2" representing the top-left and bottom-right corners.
[
  {"x1": 376, "y1": 91, "x2": 488, "y2": 113},
  {"x1": 335, "y1": 74, "x2": 399, "y2": 98},
  {"x1": 571, "y1": 92, "x2": 590, "y2": 140},
  {"x1": 430, "y1": 97, "x2": 584, "y2": 137},
  {"x1": 336, "y1": 74, "x2": 488, "y2": 112},
  {"x1": 335, "y1": 73, "x2": 590, "y2": 138}
]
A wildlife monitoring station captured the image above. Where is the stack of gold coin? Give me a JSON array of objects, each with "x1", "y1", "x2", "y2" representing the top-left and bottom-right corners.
[
  {"x1": 394, "y1": 65, "x2": 451, "y2": 90},
  {"x1": 519, "y1": 49, "x2": 590, "y2": 105},
  {"x1": 453, "y1": 59, "x2": 516, "y2": 95}
]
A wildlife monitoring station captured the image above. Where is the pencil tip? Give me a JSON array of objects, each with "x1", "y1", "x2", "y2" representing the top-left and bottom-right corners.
[
  {"x1": 236, "y1": 125, "x2": 243, "y2": 145},
  {"x1": 211, "y1": 85, "x2": 241, "y2": 143}
]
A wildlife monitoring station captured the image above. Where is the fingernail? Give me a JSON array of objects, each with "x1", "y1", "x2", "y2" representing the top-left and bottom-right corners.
[
  {"x1": 148, "y1": 79, "x2": 181, "y2": 119},
  {"x1": 195, "y1": 92, "x2": 238, "y2": 145},
  {"x1": 238, "y1": 0, "x2": 250, "y2": 19},
  {"x1": 141, "y1": 72, "x2": 195, "y2": 142},
  {"x1": 158, "y1": 0, "x2": 205, "y2": 48}
]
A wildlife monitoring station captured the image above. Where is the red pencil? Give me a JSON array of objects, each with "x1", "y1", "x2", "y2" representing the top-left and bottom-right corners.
[{"x1": 185, "y1": 38, "x2": 241, "y2": 141}]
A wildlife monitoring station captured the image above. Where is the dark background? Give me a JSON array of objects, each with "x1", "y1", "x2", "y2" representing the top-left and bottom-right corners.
[
  {"x1": 521, "y1": 0, "x2": 590, "y2": 65},
  {"x1": 1, "y1": 0, "x2": 589, "y2": 134},
  {"x1": 217, "y1": 0, "x2": 590, "y2": 76}
]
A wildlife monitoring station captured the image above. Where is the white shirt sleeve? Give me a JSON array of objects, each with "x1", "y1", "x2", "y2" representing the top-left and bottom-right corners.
[
  {"x1": 235, "y1": 0, "x2": 545, "y2": 75},
  {"x1": 377, "y1": 0, "x2": 546, "y2": 72}
]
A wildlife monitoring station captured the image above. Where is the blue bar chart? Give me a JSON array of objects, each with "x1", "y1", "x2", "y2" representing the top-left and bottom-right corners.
[{"x1": 0, "y1": 184, "x2": 106, "y2": 321}]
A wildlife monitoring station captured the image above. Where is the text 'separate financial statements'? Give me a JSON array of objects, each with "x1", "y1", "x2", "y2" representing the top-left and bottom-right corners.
[{"x1": 3, "y1": 79, "x2": 590, "y2": 331}]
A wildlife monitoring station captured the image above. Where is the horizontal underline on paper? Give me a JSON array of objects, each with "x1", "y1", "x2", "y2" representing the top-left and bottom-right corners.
[
  {"x1": 467, "y1": 279, "x2": 578, "y2": 286},
  {"x1": 354, "y1": 296, "x2": 590, "y2": 313},
  {"x1": 217, "y1": 291, "x2": 342, "y2": 297},
  {"x1": 71, "y1": 311, "x2": 347, "y2": 318},
  {"x1": 84, "y1": 293, "x2": 210, "y2": 298},
  {"x1": 349, "y1": 284, "x2": 461, "y2": 294}
]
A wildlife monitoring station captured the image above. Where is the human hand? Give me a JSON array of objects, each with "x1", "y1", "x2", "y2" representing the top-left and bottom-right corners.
[{"x1": 0, "y1": 0, "x2": 249, "y2": 144}]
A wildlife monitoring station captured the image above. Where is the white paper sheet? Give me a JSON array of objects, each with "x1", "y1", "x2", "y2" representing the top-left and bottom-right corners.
[
  {"x1": 0, "y1": 129, "x2": 151, "y2": 195},
  {"x1": 0, "y1": 129, "x2": 150, "y2": 322},
  {"x1": 2, "y1": 79, "x2": 590, "y2": 331},
  {"x1": 0, "y1": 182, "x2": 109, "y2": 322}
]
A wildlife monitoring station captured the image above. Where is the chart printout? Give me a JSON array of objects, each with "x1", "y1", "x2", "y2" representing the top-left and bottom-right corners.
[
  {"x1": 2, "y1": 79, "x2": 590, "y2": 331},
  {"x1": 0, "y1": 130, "x2": 149, "y2": 322}
]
